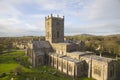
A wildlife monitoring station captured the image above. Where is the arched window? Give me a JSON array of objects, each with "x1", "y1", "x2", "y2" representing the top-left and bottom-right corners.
[
  {"x1": 56, "y1": 22, "x2": 60, "y2": 25},
  {"x1": 63, "y1": 62, "x2": 66, "y2": 69},
  {"x1": 57, "y1": 31, "x2": 59, "y2": 38},
  {"x1": 39, "y1": 58, "x2": 42, "y2": 65},
  {"x1": 94, "y1": 66, "x2": 101, "y2": 76},
  {"x1": 58, "y1": 61, "x2": 61, "y2": 66},
  {"x1": 110, "y1": 65, "x2": 114, "y2": 77},
  {"x1": 68, "y1": 64, "x2": 72, "y2": 72},
  {"x1": 47, "y1": 32, "x2": 49, "y2": 38}
]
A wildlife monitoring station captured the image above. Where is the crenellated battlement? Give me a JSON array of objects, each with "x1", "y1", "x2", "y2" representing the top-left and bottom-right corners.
[{"x1": 45, "y1": 14, "x2": 64, "y2": 20}]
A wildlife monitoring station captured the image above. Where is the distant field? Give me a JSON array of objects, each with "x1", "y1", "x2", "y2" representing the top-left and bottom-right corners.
[{"x1": 0, "y1": 51, "x2": 94, "y2": 80}]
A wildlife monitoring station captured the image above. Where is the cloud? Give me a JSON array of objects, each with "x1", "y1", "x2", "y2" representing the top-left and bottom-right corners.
[
  {"x1": 0, "y1": 0, "x2": 120, "y2": 37},
  {"x1": 0, "y1": 0, "x2": 46, "y2": 37},
  {"x1": 0, "y1": 14, "x2": 45, "y2": 37},
  {"x1": 64, "y1": 0, "x2": 120, "y2": 35},
  {"x1": 65, "y1": 21, "x2": 120, "y2": 35},
  {"x1": 77, "y1": 0, "x2": 120, "y2": 21},
  {"x1": 0, "y1": 1, "x2": 22, "y2": 18}
]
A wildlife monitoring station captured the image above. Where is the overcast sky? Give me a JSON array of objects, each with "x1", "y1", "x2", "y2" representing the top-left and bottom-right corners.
[{"x1": 0, "y1": 0, "x2": 120, "y2": 37}]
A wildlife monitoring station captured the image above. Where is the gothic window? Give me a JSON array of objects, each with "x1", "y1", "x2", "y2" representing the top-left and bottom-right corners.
[
  {"x1": 57, "y1": 31, "x2": 59, "y2": 38},
  {"x1": 47, "y1": 32, "x2": 49, "y2": 38},
  {"x1": 30, "y1": 50, "x2": 32, "y2": 57},
  {"x1": 110, "y1": 66, "x2": 114, "y2": 77},
  {"x1": 38, "y1": 57, "x2": 42, "y2": 65},
  {"x1": 56, "y1": 21, "x2": 60, "y2": 25},
  {"x1": 50, "y1": 57, "x2": 51, "y2": 63},
  {"x1": 51, "y1": 57, "x2": 53, "y2": 63},
  {"x1": 83, "y1": 62, "x2": 88, "y2": 71},
  {"x1": 81, "y1": 66, "x2": 83, "y2": 72},
  {"x1": 54, "y1": 34, "x2": 56, "y2": 38},
  {"x1": 77, "y1": 66, "x2": 81, "y2": 74},
  {"x1": 68, "y1": 64, "x2": 72, "y2": 72},
  {"x1": 94, "y1": 67, "x2": 101, "y2": 76},
  {"x1": 63, "y1": 62, "x2": 66, "y2": 69},
  {"x1": 39, "y1": 58, "x2": 41, "y2": 63},
  {"x1": 58, "y1": 61, "x2": 61, "y2": 66},
  {"x1": 54, "y1": 58, "x2": 57, "y2": 65}
]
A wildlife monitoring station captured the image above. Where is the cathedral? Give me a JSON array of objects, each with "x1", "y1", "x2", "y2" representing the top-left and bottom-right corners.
[{"x1": 27, "y1": 14, "x2": 117, "y2": 80}]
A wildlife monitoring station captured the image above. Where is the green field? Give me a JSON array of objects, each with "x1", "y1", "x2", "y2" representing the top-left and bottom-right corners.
[{"x1": 0, "y1": 51, "x2": 94, "y2": 80}]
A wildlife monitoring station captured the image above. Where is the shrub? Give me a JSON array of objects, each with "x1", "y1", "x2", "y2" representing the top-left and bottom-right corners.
[
  {"x1": 0, "y1": 73, "x2": 6, "y2": 78},
  {"x1": 14, "y1": 66, "x2": 22, "y2": 75}
]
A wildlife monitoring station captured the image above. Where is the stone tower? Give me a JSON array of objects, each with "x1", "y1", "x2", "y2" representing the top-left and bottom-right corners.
[{"x1": 45, "y1": 14, "x2": 64, "y2": 43}]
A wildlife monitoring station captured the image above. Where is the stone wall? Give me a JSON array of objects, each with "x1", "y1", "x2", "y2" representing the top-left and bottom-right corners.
[{"x1": 48, "y1": 53, "x2": 84, "y2": 77}]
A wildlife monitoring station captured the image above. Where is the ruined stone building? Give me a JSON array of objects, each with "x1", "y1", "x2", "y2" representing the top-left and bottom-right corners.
[{"x1": 27, "y1": 14, "x2": 117, "y2": 80}]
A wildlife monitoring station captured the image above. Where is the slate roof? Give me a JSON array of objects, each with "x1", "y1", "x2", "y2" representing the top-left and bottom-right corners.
[
  {"x1": 68, "y1": 51, "x2": 93, "y2": 56},
  {"x1": 62, "y1": 56, "x2": 82, "y2": 63},
  {"x1": 33, "y1": 41, "x2": 51, "y2": 49},
  {"x1": 81, "y1": 55, "x2": 114, "y2": 63},
  {"x1": 34, "y1": 50, "x2": 44, "y2": 56}
]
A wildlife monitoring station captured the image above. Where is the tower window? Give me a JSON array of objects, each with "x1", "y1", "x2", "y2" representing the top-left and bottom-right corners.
[
  {"x1": 56, "y1": 22, "x2": 60, "y2": 25},
  {"x1": 47, "y1": 32, "x2": 49, "y2": 38},
  {"x1": 57, "y1": 31, "x2": 59, "y2": 38}
]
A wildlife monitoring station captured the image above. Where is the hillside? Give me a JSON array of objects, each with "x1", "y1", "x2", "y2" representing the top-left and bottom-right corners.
[{"x1": 66, "y1": 34, "x2": 120, "y2": 56}]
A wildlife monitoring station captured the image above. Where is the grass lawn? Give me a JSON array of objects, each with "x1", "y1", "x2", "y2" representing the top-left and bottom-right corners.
[
  {"x1": 0, "y1": 51, "x2": 94, "y2": 80},
  {"x1": 0, "y1": 51, "x2": 31, "y2": 73}
]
